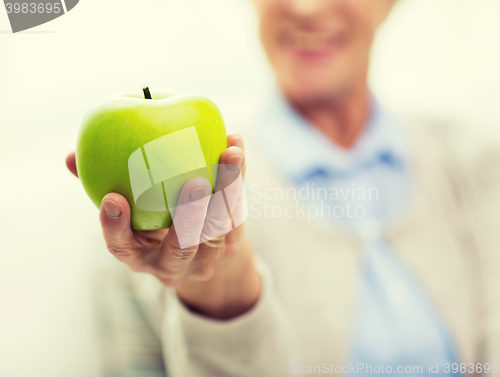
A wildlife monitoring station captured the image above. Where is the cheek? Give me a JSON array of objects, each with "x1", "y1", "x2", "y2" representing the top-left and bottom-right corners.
[
  {"x1": 347, "y1": 0, "x2": 381, "y2": 41},
  {"x1": 258, "y1": 9, "x2": 282, "y2": 56}
]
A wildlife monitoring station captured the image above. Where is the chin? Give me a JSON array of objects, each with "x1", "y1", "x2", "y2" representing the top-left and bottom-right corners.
[
  {"x1": 277, "y1": 55, "x2": 357, "y2": 101},
  {"x1": 280, "y1": 73, "x2": 348, "y2": 106}
]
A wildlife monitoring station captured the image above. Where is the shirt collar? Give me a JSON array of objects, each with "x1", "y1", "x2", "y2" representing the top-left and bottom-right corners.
[{"x1": 253, "y1": 84, "x2": 409, "y2": 185}]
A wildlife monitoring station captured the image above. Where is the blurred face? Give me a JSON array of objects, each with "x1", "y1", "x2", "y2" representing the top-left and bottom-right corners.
[{"x1": 252, "y1": 0, "x2": 395, "y2": 105}]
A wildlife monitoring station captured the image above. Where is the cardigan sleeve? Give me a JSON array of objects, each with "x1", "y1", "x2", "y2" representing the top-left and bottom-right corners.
[
  {"x1": 92, "y1": 255, "x2": 167, "y2": 377},
  {"x1": 161, "y1": 255, "x2": 301, "y2": 377}
]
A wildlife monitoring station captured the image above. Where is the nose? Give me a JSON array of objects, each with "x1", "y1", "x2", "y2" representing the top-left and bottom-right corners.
[{"x1": 289, "y1": 0, "x2": 332, "y2": 16}]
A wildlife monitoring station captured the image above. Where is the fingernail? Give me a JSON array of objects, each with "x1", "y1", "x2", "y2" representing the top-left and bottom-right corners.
[
  {"x1": 189, "y1": 187, "x2": 210, "y2": 204},
  {"x1": 103, "y1": 200, "x2": 122, "y2": 219},
  {"x1": 225, "y1": 155, "x2": 243, "y2": 168}
]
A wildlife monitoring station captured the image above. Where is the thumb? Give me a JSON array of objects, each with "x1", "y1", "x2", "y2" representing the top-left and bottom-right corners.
[{"x1": 65, "y1": 152, "x2": 78, "y2": 178}]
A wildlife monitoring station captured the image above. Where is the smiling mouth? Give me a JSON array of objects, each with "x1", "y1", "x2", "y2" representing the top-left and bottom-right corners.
[{"x1": 280, "y1": 30, "x2": 347, "y2": 59}]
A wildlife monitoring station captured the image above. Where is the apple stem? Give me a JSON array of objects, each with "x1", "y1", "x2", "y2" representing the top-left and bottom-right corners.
[{"x1": 143, "y1": 87, "x2": 152, "y2": 99}]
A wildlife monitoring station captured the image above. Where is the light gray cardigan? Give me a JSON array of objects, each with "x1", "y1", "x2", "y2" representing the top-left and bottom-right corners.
[{"x1": 92, "y1": 115, "x2": 500, "y2": 376}]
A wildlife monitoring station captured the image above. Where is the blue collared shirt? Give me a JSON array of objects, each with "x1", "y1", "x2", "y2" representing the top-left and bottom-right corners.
[{"x1": 253, "y1": 86, "x2": 458, "y2": 375}]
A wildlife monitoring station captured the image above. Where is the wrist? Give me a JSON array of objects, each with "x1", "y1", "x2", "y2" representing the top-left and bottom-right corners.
[{"x1": 176, "y1": 236, "x2": 261, "y2": 320}]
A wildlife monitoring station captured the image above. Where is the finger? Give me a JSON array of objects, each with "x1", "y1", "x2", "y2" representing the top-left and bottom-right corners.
[
  {"x1": 227, "y1": 133, "x2": 244, "y2": 151},
  {"x1": 220, "y1": 146, "x2": 244, "y2": 166},
  {"x1": 65, "y1": 152, "x2": 78, "y2": 178},
  {"x1": 220, "y1": 147, "x2": 248, "y2": 247},
  {"x1": 134, "y1": 228, "x2": 168, "y2": 247},
  {"x1": 100, "y1": 193, "x2": 146, "y2": 272},
  {"x1": 200, "y1": 147, "x2": 244, "y2": 242},
  {"x1": 220, "y1": 146, "x2": 246, "y2": 178},
  {"x1": 199, "y1": 147, "x2": 247, "y2": 260},
  {"x1": 227, "y1": 134, "x2": 245, "y2": 175},
  {"x1": 222, "y1": 176, "x2": 247, "y2": 248},
  {"x1": 159, "y1": 177, "x2": 211, "y2": 285},
  {"x1": 193, "y1": 146, "x2": 245, "y2": 275},
  {"x1": 189, "y1": 238, "x2": 227, "y2": 281},
  {"x1": 220, "y1": 147, "x2": 247, "y2": 228}
]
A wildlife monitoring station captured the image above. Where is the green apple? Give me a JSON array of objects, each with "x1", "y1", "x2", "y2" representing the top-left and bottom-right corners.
[{"x1": 76, "y1": 89, "x2": 227, "y2": 230}]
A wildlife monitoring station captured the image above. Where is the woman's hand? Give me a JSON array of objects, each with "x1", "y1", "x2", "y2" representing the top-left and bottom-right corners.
[{"x1": 66, "y1": 134, "x2": 260, "y2": 320}]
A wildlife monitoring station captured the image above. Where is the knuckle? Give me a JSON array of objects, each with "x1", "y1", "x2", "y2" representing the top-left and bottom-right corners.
[
  {"x1": 157, "y1": 276, "x2": 181, "y2": 288},
  {"x1": 191, "y1": 265, "x2": 216, "y2": 281},
  {"x1": 201, "y1": 235, "x2": 226, "y2": 249},
  {"x1": 169, "y1": 245, "x2": 196, "y2": 260},
  {"x1": 107, "y1": 245, "x2": 147, "y2": 273},
  {"x1": 224, "y1": 241, "x2": 238, "y2": 257},
  {"x1": 224, "y1": 246, "x2": 238, "y2": 257},
  {"x1": 107, "y1": 244, "x2": 130, "y2": 258},
  {"x1": 128, "y1": 263, "x2": 144, "y2": 273}
]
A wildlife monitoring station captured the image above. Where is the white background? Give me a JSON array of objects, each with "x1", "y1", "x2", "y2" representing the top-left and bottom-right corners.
[{"x1": 1, "y1": 0, "x2": 500, "y2": 376}]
